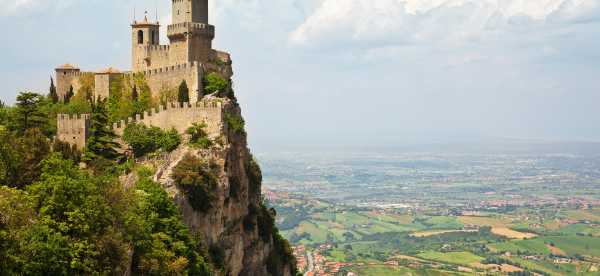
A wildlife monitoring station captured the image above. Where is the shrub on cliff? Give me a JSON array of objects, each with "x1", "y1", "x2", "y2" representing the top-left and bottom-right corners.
[
  {"x1": 186, "y1": 122, "x2": 212, "y2": 149},
  {"x1": 123, "y1": 123, "x2": 181, "y2": 157},
  {"x1": 224, "y1": 113, "x2": 245, "y2": 134},
  {"x1": 202, "y1": 73, "x2": 228, "y2": 96},
  {"x1": 246, "y1": 156, "x2": 262, "y2": 195},
  {"x1": 171, "y1": 154, "x2": 219, "y2": 213}
]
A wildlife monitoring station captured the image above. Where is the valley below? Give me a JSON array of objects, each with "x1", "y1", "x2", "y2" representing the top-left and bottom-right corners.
[{"x1": 259, "y1": 145, "x2": 600, "y2": 275}]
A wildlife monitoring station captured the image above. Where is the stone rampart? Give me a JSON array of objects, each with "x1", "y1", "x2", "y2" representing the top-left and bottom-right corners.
[
  {"x1": 56, "y1": 114, "x2": 91, "y2": 150},
  {"x1": 112, "y1": 100, "x2": 225, "y2": 139}
]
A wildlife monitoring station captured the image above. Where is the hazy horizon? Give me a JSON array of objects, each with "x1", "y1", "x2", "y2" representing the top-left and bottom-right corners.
[{"x1": 2, "y1": 0, "x2": 599, "y2": 150}]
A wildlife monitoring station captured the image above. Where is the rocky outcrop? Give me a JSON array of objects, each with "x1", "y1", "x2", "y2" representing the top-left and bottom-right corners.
[{"x1": 148, "y1": 99, "x2": 295, "y2": 276}]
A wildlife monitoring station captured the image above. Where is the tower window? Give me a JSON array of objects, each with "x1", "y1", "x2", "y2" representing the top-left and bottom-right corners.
[
  {"x1": 151, "y1": 31, "x2": 156, "y2": 45},
  {"x1": 137, "y1": 30, "x2": 144, "y2": 44}
]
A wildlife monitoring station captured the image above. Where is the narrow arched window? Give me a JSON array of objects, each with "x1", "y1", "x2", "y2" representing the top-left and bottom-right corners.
[
  {"x1": 137, "y1": 30, "x2": 144, "y2": 44},
  {"x1": 152, "y1": 30, "x2": 157, "y2": 44}
]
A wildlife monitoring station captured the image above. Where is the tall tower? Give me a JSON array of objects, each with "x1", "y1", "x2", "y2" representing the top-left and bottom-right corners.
[
  {"x1": 168, "y1": 0, "x2": 214, "y2": 64},
  {"x1": 131, "y1": 14, "x2": 160, "y2": 71},
  {"x1": 172, "y1": 0, "x2": 208, "y2": 24}
]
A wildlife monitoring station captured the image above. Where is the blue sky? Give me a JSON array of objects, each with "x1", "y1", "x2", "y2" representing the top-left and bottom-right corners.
[{"x1": 1, "y1": 0, "x2": 599, "y2": 148}]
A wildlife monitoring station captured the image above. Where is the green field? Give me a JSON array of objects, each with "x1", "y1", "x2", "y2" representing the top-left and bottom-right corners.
[
  {"x1": 273, "y1": 195, "x2": 600, "y2": 275},
  {"x1": 350, "y1": 265, "x2": 469, "y2": 276},
  {"x1": 417, "y1": 251, "x2": 484, "y2": 266}
]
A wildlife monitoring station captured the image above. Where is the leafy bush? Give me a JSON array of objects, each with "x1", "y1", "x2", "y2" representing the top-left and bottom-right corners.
[
  {"x1": 123, "y1": 123, "x2": 181, "y2": 157},
  {"x1": 186, "y1": 123, "x2": 212, "y2": 149},
  {"x1": 52, "y1": 139, "x2": 81, "y2": 164},
  {"x1": 171, "y1": 154, "x2": 219, "y2": 212},
  {"x1": 203, "y1": 73, "x2": 228, "y2": 95},
  {"x1": 224, "y1": 113, "x2": 245, "y2": 134}
]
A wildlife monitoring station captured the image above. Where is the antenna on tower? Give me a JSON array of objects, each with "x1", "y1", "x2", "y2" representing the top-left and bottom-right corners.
[{"x1": 133, "y1": 7, "x2": 136, "y2": 22}]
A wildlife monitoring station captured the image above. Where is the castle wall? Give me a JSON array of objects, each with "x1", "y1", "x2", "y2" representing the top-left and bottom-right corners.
[
  {"x1": 136, "y1": 62, "x2": 204, "y2": 102},
  {"x1": 112, "y1": 100, "x2": 225, "y2": 139},
  {"x1": 56, "y1": 114, "x2": 90, "y2": 150}
]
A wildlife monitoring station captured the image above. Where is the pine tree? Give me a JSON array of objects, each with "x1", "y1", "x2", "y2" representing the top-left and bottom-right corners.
[
  {"x1": 131, "y1": 85, "x2": 139, "y2": 101},
  {"x1": 12, "y1": 92, "x2": 47, "y2": 135},
  {"x1": 83, "y1": 99, "x2": 122, "y2": 168},
  {"x1": 178, "y1": 80, "x2": 190, "y2": 103},
  {"x1": 49, "y1": 77, "x2": 58, "y2": 103}
]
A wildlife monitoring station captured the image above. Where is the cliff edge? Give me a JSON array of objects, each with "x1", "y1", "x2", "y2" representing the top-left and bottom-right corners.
[{"x1": 136, "y1": 98, "x2": 297, "y2": 276}]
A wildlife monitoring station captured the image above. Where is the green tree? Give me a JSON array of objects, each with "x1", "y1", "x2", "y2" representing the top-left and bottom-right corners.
[
  {"x1": 132, "y1": 85, "x2": 139, "y2": 101},
  {"x1": 122, "y1": 123, "x2": 181, "y2": 157},
  {"x1": 186, "y1": 122, "x2": 212, "y2": 149},
  {"x1": 15, "y1": 128, "x2": 51, "y2": 188},
  {"x1": 133, "y1": 178, "x2": 212, "y2": 275},
  {"x1": 178, "y1": 80, "x2": 190, "y2": 103},
  {"x1": 83, "y1": 99, "x2": 122, "y2": 169},
  {"x1": 171, "y1": 154, "x2": 218, "y2": 212},
  {"x1": 203, "y1": 73, "x2": 228, "y2": 96},
  {"x1": 65, "y1": 85, "x2": 75, "y2": 103},
  {"x1": 52, "y1": 139, "x2": 81, "y2": 164},
  {"x1": 0, "y1": 128, "x2": 50, "y2": 189},
  {"x1": 49, "y1": 77, "x2": 59, "y2": 103},
  {"x1": 24, "y1": 155, "x2": 130, "y2": 274},
  {"x1": 11, "y1": 92, "x2": 47, "y2": 135},
  {"x1": 0, "y1": 100, "x2": 8, "y2": 128}
]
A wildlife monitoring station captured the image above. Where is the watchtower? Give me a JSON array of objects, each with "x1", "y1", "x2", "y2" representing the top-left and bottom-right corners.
[
  {"x1": 131, "y1": 14, "x2": 160, "y2": 71},
  {"x1": 55, "y1": 64, "x2": 80, "y2": 102},
  {"x1": 172, "y1": 0, "x2": 208, "y2": 24},
  {"x1": 167, "y1": 0, "x2": 214, "y2": 65}
]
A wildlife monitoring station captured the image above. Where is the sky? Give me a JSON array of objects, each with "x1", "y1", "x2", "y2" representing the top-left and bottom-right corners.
[{"x1": 1, "y1": 0, "x2": 599, "y2": 149}]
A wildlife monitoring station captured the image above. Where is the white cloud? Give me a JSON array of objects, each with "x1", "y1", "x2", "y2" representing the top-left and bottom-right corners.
[{"x1": 289, "y1": 0, "x2": 600, "y2": 47}]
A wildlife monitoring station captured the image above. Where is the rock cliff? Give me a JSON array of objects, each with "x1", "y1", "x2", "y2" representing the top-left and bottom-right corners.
[{"x1": 141, "y1": 98, "x2": 296, "y2": 276}]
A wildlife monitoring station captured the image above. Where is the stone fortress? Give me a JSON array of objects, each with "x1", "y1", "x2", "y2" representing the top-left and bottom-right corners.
[{"x1": 56, "y1": 0, "x2": 234, "y2": 149}]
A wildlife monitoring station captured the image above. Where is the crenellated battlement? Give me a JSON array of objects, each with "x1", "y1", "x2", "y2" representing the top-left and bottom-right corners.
[
  {"x1": 57, "y1": 71, "x2": 93, "y2": 77},
  {"x1": 111, "y1": 100, "x2": 225, "y2": 138},
  {"x1": 134, "y1": 61, "x2": 200, "y2": 76},
  {"x1": 141, "y1": 45, "x2": 170, "y2": 51},
  {"x1": 167, "y1": 22, "x2": 214, "y2": 39},
  {"x1": 56, "y1": 99, "x2": 229, "y2": 150}
]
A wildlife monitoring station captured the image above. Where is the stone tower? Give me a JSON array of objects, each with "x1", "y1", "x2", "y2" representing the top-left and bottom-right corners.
[
  {"x1": 172, "y1": 0, "x2": 208, "y2": 24},
  {"x1": 55, "y1": 64, "x2": 80, "y2": 102},
  {"x1": 131, "y1": 15, "x2": 161, "y2": 71},
  {"x1": 167, "y1": 0, "x2": 214, "y2": 66},
  {"x1": 131, "y1": 0, "x2": 214, "y2": 72}
]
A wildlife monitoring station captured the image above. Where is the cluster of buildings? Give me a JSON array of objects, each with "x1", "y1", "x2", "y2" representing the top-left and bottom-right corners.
[{"x1": 54, "y1": 0, "x2": 233, "y2": 149}]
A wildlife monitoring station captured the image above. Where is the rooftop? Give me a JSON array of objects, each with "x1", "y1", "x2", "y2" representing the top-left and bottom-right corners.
[{"x1": 56, "y1": 63, "x2": 79, "y2": 70}]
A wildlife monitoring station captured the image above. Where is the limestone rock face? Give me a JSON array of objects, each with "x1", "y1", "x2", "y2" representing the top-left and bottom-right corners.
[{"x1": 151, "y1": 99, "x2": 294, "y2": 276}]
